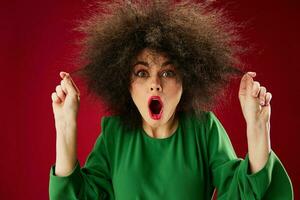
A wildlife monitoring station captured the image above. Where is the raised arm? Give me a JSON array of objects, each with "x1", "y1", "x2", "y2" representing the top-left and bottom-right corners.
[
  {"x1": 207, "y1": 72, "x2": 293, "y2": 199},
  {"x1": 51, "y1": 72, "x2": 80, "y2": 176},
  {"x1": 238, "y1": 72, "x2": 272, "y2": 173}
]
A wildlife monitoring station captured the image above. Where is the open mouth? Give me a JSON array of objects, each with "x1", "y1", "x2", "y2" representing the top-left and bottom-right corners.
[
  {"x1": 150, "y1": 99, "x2": 162, "y2": 114},
  {"x1": 148, "y1": 96, "x2": 163, "y2": 120}
]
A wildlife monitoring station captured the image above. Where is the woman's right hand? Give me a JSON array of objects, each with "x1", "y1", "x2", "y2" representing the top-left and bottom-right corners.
[
  {"x1": 51, "y1": 72, "x2": 80, "y2": 130},
  {"x1": 51, "y1": 71, "x2": 80, "y2": 176}
]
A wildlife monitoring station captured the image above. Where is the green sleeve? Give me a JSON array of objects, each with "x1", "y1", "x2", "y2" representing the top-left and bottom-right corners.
[
  {"x1": 206, "y1": 112, "x2": 293, "y2": 200},
  {"x1": 49, "y1": 119, "x2": 115, "y2": 200}
]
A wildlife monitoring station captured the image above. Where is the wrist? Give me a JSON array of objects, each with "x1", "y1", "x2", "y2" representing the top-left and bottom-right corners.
[
  {"x1": 55, "y1": 117, "x2": 77, "y2": 133},
  {"x1": 247, "y1": 119, "x2": 269, "y2": 133}
]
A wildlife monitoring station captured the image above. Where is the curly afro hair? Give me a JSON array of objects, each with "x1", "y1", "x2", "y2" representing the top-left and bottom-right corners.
[{"x1": 70, "y1": 0, "x2": 247, "y2": 131}]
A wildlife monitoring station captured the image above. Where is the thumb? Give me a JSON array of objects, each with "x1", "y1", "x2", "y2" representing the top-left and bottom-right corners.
[
  {"x1": 63, "y1": 75, "x2": 79, "y2": 97},
  {"x1": 245, "y1": 72, "x2": 256, "y2": 95},
  {"x1": 60, "y1": 72, "x2": 80, "y2": 96},
  {"x1": 239, "y1": 72, "x2": 256, "y2": 95}
]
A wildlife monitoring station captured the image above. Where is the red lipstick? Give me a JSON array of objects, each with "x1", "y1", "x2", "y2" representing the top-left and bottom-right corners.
[{"x1": 148, "y1": 96, "x2": 163, "y2": 120}]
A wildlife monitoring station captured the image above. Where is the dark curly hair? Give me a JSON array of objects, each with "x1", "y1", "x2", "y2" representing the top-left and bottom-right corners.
[{"x1": 70, "y1": 0, "x2": 248, "y2": 131}]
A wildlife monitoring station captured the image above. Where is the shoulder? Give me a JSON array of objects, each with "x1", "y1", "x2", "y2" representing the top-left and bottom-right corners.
[
  {"x1": 100, "y1": 115, "x2": 123, "y2": 133},
  {"x1": 99, "y1": 115, "x2": 131, "y2": 144}
]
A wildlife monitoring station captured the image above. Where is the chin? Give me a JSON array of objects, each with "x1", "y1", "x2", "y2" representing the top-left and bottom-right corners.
[
  {"x1": 141, "y1": 113, "x2": 163, "y2": 127},
  {"x1": 147, "y1": 112, "x2": 171, "y2": 127}
]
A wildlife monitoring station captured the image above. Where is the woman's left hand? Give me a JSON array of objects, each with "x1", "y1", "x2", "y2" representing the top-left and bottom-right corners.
[
  {"x1": 238, "y1": 72, "x2": 272, "y2": 126},
  {"x1": 238, "y1": 71, "x2": 272, "y2": 173}
]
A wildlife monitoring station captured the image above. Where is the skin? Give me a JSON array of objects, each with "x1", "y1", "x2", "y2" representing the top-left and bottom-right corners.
[
  {"x1": 51, "y1": 72, "x2": 80, "y2": 176},
  {"x1": 239, "y1": 72, "x2": 272, "y2": 173},
  {"x1": 51, "y1": 50, "x2": 272, "y2": 176},
  {"x1": 129, "y1": 48, "x2": 183, "y2": 139}
]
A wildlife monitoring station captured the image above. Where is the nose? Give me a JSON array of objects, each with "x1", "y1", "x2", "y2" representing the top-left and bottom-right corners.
[{"x1": 149, "y1": 76, "x2": 162, "y2": 92}]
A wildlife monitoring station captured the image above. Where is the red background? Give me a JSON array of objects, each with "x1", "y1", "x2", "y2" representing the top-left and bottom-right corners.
[{"x1": 1, "y1": 0, "x2": 299, "y2": 199}]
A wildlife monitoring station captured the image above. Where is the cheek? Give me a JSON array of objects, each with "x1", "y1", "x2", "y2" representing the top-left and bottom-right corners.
[
  {"x1": 168, "y1": 81, "x2": 182, "y2": 97},
  {"x1": 130, "y1": 82, "x2": 144, "y2": 102},
  {"x1": 130, "y1": 81, "x2": 141, "y2": 94},
  {"x1": 164, "y1": 85, "x2": 182, "y2": 107}
]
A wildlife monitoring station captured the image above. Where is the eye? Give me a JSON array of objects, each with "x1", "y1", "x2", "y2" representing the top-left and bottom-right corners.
[
  {"x1": 161, "y1": 70, "x2": 176, "y2": 78},
  {"x1": 134, "y1": 70, "x2": 149, "y2": 78}
]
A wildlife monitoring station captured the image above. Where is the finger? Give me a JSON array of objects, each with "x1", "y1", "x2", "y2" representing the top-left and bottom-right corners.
[
  {"x1": 252, "y1": 81, "x2": 260, "y2": 97},
  {"x1": 66, "y1": 74, "x2": 80, "y2": 96},
  {"x1": 265, "y1": 92, "x2": 272, "y2": 106},
  {"x1": 59, "y1": 72, "x2": 69, "y2": 94},
  {"x1": 246, "y1": 72, "x2": 256, "y2": 92},
  {"x1": 60, "y1": 79, "x2": 68, "y2": 94},
  {"x1": 239, "y1": 72, "x2": 255, "y2": 95},
  {"x1": 60, "y1": 71, "x2": 68, "y2": 79},
  {"x1": 62, "y1": 74, "x2": 78, "y2": 96},
  {"x1": 239, "y1": 74, "x2": 248, "y2": 92},
  {"x1": 51, "y1": 92, "x2": 61, "y2": 103},
  {"x1": 55, "y1": 85, "x2": 66, "y2": 101},
  {"x1": 60, "y1": 73, "x2": 80, "y2": 96},
  {"x1": 258, "y1": 86, "x2": 267, "y2": 106},
  {"x1": 247, "y1": 71, "x2": 256, "y2": 77}
]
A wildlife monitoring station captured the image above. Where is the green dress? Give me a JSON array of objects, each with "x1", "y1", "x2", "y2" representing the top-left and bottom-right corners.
[{"x1": 49, "y1": 111, "x2": 293, "y2": 199}]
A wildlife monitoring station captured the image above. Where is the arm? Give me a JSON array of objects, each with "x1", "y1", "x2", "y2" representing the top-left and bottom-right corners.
[
  {"x1": 238, "y1": 71, "x2": 272, "y2": 174},
  {"x1": 207, "y1": 71, "x2": 293, "y2": 199},
  {"x1": 206, "y1": 112, "x2": 293, "y2": 199},
  {"x1": 50, "y1": 72, "x2": 114, "y2": 199},
  {"x1": 49, "y1": 119, "x2": 115, "y2": 200},
  {"x1": 51, "y1": 72, "x2": 80, "y2": 176}
]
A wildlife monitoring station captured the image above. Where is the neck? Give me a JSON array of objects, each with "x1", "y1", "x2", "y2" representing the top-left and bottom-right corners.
[{"x1": 142, "y1": 112, "x2": 179, "y2": 139}]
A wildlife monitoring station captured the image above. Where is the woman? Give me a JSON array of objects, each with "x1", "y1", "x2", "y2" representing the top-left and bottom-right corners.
[{"x1": 49, "y1": 0, "x2": 293, "y2": 199}]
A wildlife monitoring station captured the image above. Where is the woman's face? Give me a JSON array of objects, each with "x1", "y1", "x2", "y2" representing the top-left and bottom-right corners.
[{"x1": 129, "y1": 48, "x2": 183, "y2": 128}]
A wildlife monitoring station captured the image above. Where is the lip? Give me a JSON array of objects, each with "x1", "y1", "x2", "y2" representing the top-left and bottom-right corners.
[{"x1": 148, "y1": 96, "x2": 164, "y2": 120}]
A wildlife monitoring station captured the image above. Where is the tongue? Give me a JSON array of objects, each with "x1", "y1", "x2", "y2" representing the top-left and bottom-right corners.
[{"x1": 150, "y1": 100, "x2": 162, "y2": 114}]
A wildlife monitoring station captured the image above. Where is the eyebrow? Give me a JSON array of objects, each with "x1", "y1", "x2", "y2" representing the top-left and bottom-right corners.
[{"x1": 132, "y1": 60, "x2": 174, "y2": 68}]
